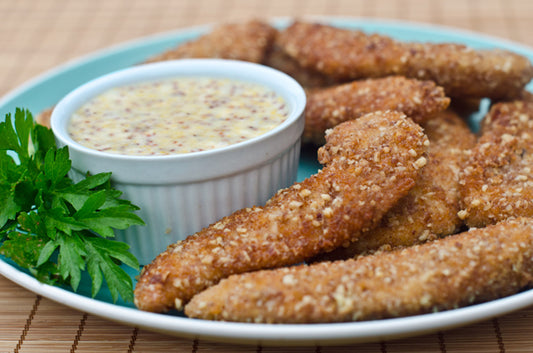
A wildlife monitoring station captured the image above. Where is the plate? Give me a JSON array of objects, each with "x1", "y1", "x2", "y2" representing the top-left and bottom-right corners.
[{"x1": 2, "y1": 17, "x2": 533, "y2": 346}]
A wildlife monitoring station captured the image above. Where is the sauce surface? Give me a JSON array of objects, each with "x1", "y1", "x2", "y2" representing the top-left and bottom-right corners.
[{"x1": 68, "y1": 77, "x2": 289, "y2": 156}]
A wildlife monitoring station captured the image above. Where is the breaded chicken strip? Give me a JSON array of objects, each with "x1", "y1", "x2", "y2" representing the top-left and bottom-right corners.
[
  {"x1": 459, "y1": 101, "x2": 533, "y2": 227},
  {"x1": 134, "y1": 111, "x2": 429, "y2": 312},
  {"x1": 144, "y1": 20, "x2": 276, "y2": 64},
  {"x1": 317, "y1": 110, "x2": 475, "y2": 261},
  {"x1": 303, "y1": 76, "x2": 450, "y2": 145},
  {"x1": 277, "y1": 21, "x2": 533, "y2": 100},
  {"x1": 263, "y1": 39, "x2": 342, "y2": 89},
  {"x1": 186, "y1": 217, "x2": 533, "y2": 323}
]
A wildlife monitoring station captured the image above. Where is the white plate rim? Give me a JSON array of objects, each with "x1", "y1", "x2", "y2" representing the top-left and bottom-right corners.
[{"x1": 2, "y1": 16, "x2": 533, "y2": 346}]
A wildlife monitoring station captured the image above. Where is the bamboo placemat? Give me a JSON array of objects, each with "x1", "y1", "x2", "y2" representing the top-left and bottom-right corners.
[{"x1": 2, "y1": 0, "x2": 533, "y2": 351}]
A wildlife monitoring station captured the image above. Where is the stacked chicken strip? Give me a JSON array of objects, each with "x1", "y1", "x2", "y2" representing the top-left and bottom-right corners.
[{"x1": 130, "y1": 19, "x2": 533, "y2": 323}]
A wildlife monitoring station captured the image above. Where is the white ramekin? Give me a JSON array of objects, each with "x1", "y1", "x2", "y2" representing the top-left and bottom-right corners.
[{"x1": 51, "y1": 59, "x2": 306, "y2": 265}]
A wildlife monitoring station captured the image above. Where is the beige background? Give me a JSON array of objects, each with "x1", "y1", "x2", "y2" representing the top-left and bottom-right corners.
[{"x1": 2, "y1": 0, "x2": 533, "y2": 352}]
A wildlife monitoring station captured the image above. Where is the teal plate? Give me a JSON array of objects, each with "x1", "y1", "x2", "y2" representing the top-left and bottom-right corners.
[{"x1": 1, "y1": 17, "x2": 533, "y2": 346}]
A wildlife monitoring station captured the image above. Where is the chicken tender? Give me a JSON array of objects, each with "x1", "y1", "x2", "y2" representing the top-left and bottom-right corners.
[
  {"x1": 134, "y1": 111, "x2": 429, "y2": 313},
  {"x1": 186, "y1": 217, "x2": 533, "y2": 323},
  {"x1": 144, "y1": 20, "x2": 276, "y2": 64},
  {"x1": 459, "y1": 101, "x2": 533, "y2": 227},
  {"x1": 263, "y1": 39, "x2": 342, "y2": 89},
  {"x1": 277, "y1": 21, "x2": 533, "y2": 100},
  {"x1": 303, "y1": 76, "x2": 450, "y2": 145},
  {"x1": 317, "y1": 110, "x2": 476, "y2": 261}
]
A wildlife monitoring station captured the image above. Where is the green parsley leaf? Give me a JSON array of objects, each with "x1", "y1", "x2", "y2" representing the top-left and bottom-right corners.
[
  {"x1": 0, "y1": 184, "x2": 18, "y2": 229},
  {"x1": 0, "y1": 109, "x2": 145, "y2": 302},
  {"x1": 84, "y1": 235, "x2": 138, "y2": 302},
  {"x1": 1, "y1": 231, "x2": 50, "y2": 276}
]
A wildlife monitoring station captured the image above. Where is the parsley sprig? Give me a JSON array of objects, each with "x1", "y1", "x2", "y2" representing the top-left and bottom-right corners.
[{"x1": 0, "y1": 108, "x2": 145, "y2": 302}]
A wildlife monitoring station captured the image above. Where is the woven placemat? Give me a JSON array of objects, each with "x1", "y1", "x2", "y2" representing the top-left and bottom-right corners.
[{"x1": 2, "y1": 0, "x2": 533, "y2": 352}]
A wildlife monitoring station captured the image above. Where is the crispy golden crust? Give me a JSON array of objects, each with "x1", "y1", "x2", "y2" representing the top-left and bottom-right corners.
[
  {"x1": 316, "y1": 110, "x2": 476, "y2": 261},
  {"x1": 185, "y1": 217, "x2": 533, "y2": 323},
  {"x1": 422, "y1": 110, "x2": 477, "y2": 198},
  {"x1": 263, "y1": 38, "x2": 342, "y2": 89},
  {"x1": 277, "y1": 21, "x2": 533, "y2": 100},
  {"x1": 459, "y1": 101, "x2": 533, "y2": 227},
  {"x1": 144, "y1": 20, "x2": 276, "y2": 64},
  {"x1": 134, "y1": 111, "x2": 428, "y2": 312},
  {"x1": 303, "y1": 76, "x2": 450, "y2": 145}
]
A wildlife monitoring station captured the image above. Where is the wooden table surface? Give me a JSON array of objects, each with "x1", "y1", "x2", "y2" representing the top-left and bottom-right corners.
[{"x1": 2, "y1": 0, "x2": 533, "y2": 352}]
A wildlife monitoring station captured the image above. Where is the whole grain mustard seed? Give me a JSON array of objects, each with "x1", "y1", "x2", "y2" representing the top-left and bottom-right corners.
[{"x1": 68, "y1": 77, "x2": 289, "y2": 156}]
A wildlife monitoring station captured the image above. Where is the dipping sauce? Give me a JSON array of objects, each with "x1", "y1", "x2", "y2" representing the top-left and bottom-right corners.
[{"x1": 68, "y1": 77, "x2": 289, "y2": 156}]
